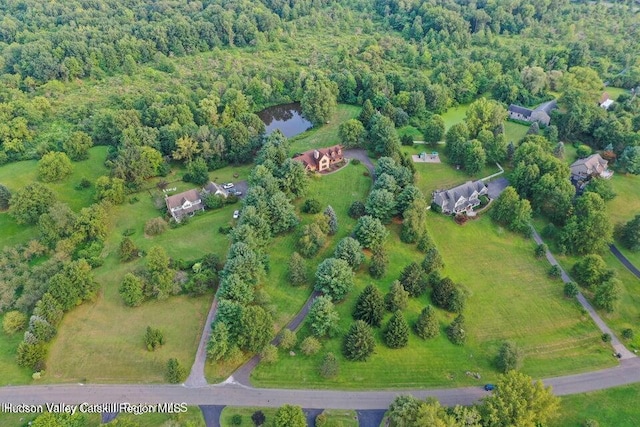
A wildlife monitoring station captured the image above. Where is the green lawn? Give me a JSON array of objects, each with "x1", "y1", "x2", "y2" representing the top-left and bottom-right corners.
[
  {"x1": 288, "y1": 104, "x2": 361, "y2": 155},
  {"x1": 441, "y1": 104, "x2": 470, "y2": 131},
  {"x1": 251, "y1": 215, "x2": 613, "y2": 390},
  {"x1": 0, "y1": 146, "x2": 110, "y2": 250},
  {"x1": 205, "y1": 162, "x2": 373, "y2": 383},
  {"x1": 503, "y1": 121, "x2": 530, "y2": 144},
  {"x1": 605, "y1": 86, "x2": 629, "y2": 100},
  {"x1": 551, "y1": 383, "x2": 640, "y2": 427},
  {"x1": 400, "y1": 144, "x2": 500, "y2": 196},
  {"x1": 0, "y1": 412, "x2": 101, "y2": 427},
  {"x1": 220, "y1": 407, "x2": 279, "y2": 427}
]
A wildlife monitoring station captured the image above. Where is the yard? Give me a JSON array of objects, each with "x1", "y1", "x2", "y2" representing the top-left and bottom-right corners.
[
  {"x1": 551, "y1": 383, "x2": 640, "y2": 427},
  {"x1": 251, "y1": 215, "x2": 613, "y2": 390},
  {"x1": 205, "y1": 161, "x2": 372, "y2": 383},
  {"x1": 220, "y1": 407, "x2": 357, "y2": 427}
]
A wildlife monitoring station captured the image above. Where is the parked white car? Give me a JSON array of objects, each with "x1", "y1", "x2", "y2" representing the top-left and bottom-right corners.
[
  {"x1": 233, "y1": 210, "x2": 240, "y2": 219},
  {"x1": 223, "y1": 182, "x2": 234, "y2": 189}
]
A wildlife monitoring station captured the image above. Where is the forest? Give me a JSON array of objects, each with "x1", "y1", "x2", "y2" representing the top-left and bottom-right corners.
[{"x1": 0, "y1": 1, "x2": 640, "y2": 425}]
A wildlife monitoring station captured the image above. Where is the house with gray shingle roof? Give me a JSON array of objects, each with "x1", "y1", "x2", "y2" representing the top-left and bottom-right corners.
[
  {"x1": 508, "y1": 99, "x2": 557, "y2": 126},
  {"x1": 165, "y1": 189, "x2": 204, "y2": 223},
  {"x1": 432, "y1": 181, "x2": 488, "y2": 214},
  {"x1": 570, "y1": 154, "x2": 613, "y2": 182}
]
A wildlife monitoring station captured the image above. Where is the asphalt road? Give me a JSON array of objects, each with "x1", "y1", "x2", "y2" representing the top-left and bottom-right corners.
[
  {"x1": 1, "y1": 358, "x2": 639, "y2": 409},
  {"x1": 609, "y1": 244, "x2": 640, "y2": 278}
]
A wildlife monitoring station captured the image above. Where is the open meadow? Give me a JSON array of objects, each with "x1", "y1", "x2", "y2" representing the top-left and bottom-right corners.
[{"x1": 251, "y1": 212, "x2": 614, "y2": 389}]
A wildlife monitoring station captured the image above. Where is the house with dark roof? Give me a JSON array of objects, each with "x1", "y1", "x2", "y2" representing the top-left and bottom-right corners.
[
  {"x1": 165, "y1": 189, "x2": 204, "y2": 222},
  {"x1": 508, "y1": 99, "x2": 557, "y2": 126},
  {"x1": 432, "y1": 181, "x2": 488, "y2": 214},
  {"x1": 293, "y1": 145, "x2": 344, "y2": 172},
  {"x1": 570, "y1": 154, "x2": 613, "y2": 184}
]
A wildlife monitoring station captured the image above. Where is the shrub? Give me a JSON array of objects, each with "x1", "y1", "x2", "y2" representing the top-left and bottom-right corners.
[
  {"x1": 319, "y1": 352, "x2": 339, "y2": 378},
  {"x1": 534, "y1": 243, "x2": 548, "y2": 259},
  {"x1": 251, "y1": 411, "x2": 266, "y2": 427},
  {"x1": 0, "y1": 184, "x2": 11, "y2": 210},
  {"x1": 302, "y1": 199, "x2": 322, "y2": 214},
  {"x1": 278, "y1": 329, "x2": 297, "y2": 350},
  {"x1": 583, "y1": 420, "x2": 599, "y2": 427},
  {"x1": 622, "y1": 328, "x2": 634, "y2": 340},
  {"x1": 300, "y1": 336, "x2": 321, "y2": 356},
  {"x1": 145, "y1": 217, "x2": 168, "y2": 235},
  {"x1": 119, "y1": 273, "x2": 145, "y2": 307},
  {"x1": 3, "y1": 311, "x2": 28, "y2": 335},
  {"x1": 260, "y1": 344, "x2": 279, "y2": 364},
  {"x1": 351, "y1": 158, "x2": 361, "y2": 165},
  {"x1": 119, "y1": 237, "x2": 138, "y2": 262},
  {"x1": 145, "y1": 326, "x2": 165, "y2": 351},
  {"x1": 564, "y1": 282, "x2": 579, "y2": 298},
  {"x1": 548, "y1": 265, "x2": 562, "y2": 279},
  {"x1": 348, "y1": 200, "x2": 366, "y2": 219},
  {"x1": 165, "y1": 358, "x2": 186, "y2": 384},
  {"x1": 601, "y1": 333, "x2": 611, "y2": 343},
  {"x1": 231, "y1": 414, "x2": 243, "y2": 426}
]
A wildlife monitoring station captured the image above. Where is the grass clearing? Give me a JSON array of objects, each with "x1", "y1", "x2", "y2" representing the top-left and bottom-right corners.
[
  {"x1": 551, "y1": 383, "x2": 640, "y2": 427},
  {"x1": 251, "y1": 214, "x2": 613, "y2": 390},
  {"x1": 441, "y1": 104, "x2": 470, "y2": 130},
  {"x1": 504, "y1": 121, "x2": 530, "y2": 144},
  {"x1": 220, "y1": 407, "x2": 279, "y2": 427},
  {"x1": 288, "y1": 105, "x2": 361, "y2": 155}
]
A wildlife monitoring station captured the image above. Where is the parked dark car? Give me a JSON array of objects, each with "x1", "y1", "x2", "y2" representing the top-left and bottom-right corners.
[{"x1": 484, "y1": 384, "x2": 496, "y2": 391}]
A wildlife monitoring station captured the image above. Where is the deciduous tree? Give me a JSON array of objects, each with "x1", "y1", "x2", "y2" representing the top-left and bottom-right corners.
[
  {"x1": 38, "y1": 152, "x2": 73, "y2": 182},
  {"x1": 314, "y1": 258, "x2": 354, "y2": 301}
]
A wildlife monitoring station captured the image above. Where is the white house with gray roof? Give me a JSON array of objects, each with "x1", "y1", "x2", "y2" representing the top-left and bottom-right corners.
[{"x1": 432, "y1": 181, "x2": 488, "y2": 214}]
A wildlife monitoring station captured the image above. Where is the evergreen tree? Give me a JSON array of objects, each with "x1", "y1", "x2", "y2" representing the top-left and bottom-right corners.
[
  {"x1": 288, "y1": 252, "x2": 307, "y2": 285},
  {"x1": 319, "y1": 352, "x2": 339, "y2": 378},
  {"x1": 207, "y1": 322, "x2": 230, "y2": 361},
  {"x1": 0, "y1": 184, "x2": 11, "y2": 210},
  {"x1": 384, "y1": 310, "x2": 409, "y2": 348},
  {"x1": 414, "y1": 305, "x2": 439, "y2": 339},
  {"x1": 496, "y1": 341, "x2": 523, "y2": 373},
  {"x1": 353, "y1": 285, "x2": 385, "y2": 327},
  {"x1": 385, "y1": 280, "x2": 409, "y2": 312},
  {"x1": 447, "y1": 314, "x2": 466, "y2": 345},
  {"x1": 620, "y1": 214, "x2": 640, "y2": 252},
  {"x1": 343, "y1": 320, "x2": 375, "y2": 361},
  {"x1": 369, "y1": 246, "x2": 389, "y2": 279},
  {"x1": 399, "y1": 262, "x2": 428, "y2": 297},
  {"x1": 324, "y1": 205, "x2": 338, "y2": 235},
  {"x1": 166, "y1": 358, "x2": 186, "y2": 383},
  {"x1": 421, "y1": 247, "x2": 444, "y2": 274}
]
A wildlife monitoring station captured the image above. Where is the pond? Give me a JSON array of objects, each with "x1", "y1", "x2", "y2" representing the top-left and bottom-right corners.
[{"x1": 257, "y1": 102, "x2": 313, "y2": 138}]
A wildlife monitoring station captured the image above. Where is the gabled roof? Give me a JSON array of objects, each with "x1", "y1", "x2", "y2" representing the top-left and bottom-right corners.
[
  {"x1": 433, "y1": 181, "x2": 488, "y2": 211},
  {"x1": 165, "y1": 189, "x2": 201, "y2": 210},
  {"x1": 570, "y1": 154, "x2": 608, "y2": 176},
  {"x1": 203, "y1": 181, "x2": 225, "y2": 195},
  {"x1": 599, "y1": 92, "x2": 611, "y2": 104},
  {"x1": 293, "y1": 145, "x2": 343, "y2": 169},
  {"x1": 508, "y1": 104, "x2": 533, "y2": 117}
]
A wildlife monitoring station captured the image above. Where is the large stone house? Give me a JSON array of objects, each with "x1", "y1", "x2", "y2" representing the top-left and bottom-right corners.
[
  {"x1": 165, "y1": 182, "x2": 227, "y2": 222},
  {"x1": 508, "y1": 99, "x2": 557, "y2": 126},
  {"x1": 570, "y1": 153, "x2": 613, "y2": 184},
  {"x1": 293, "y1": 145, "x2": 344, "y2": 172},
  {"x1": 432, "y1": 180, "x2": 488, "y2": 214}
]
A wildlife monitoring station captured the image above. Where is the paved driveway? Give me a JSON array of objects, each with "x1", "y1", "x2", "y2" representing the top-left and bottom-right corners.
[
  {"x1": 486, "y1": 177, "x2": 508, "y2": 199},
  {"x1": 344, "y1": 149, "x2": 375, "y2": 179}
]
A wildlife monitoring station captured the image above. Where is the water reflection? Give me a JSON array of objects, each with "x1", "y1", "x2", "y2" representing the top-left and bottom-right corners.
[{"x1": 257, "y1": 103, "x2": 313, "y2": 138}]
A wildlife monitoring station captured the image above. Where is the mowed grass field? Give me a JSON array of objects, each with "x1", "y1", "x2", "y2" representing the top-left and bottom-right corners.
[
  {"x1": 205, "y1": 162, "x2": 372, "y2": 383},
  {"x1": 251, "y1": 213, "x2": 613, "y2": 389},
  {"x1": 551, "y1": 383, "x2": 640, "y2": 427}
]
